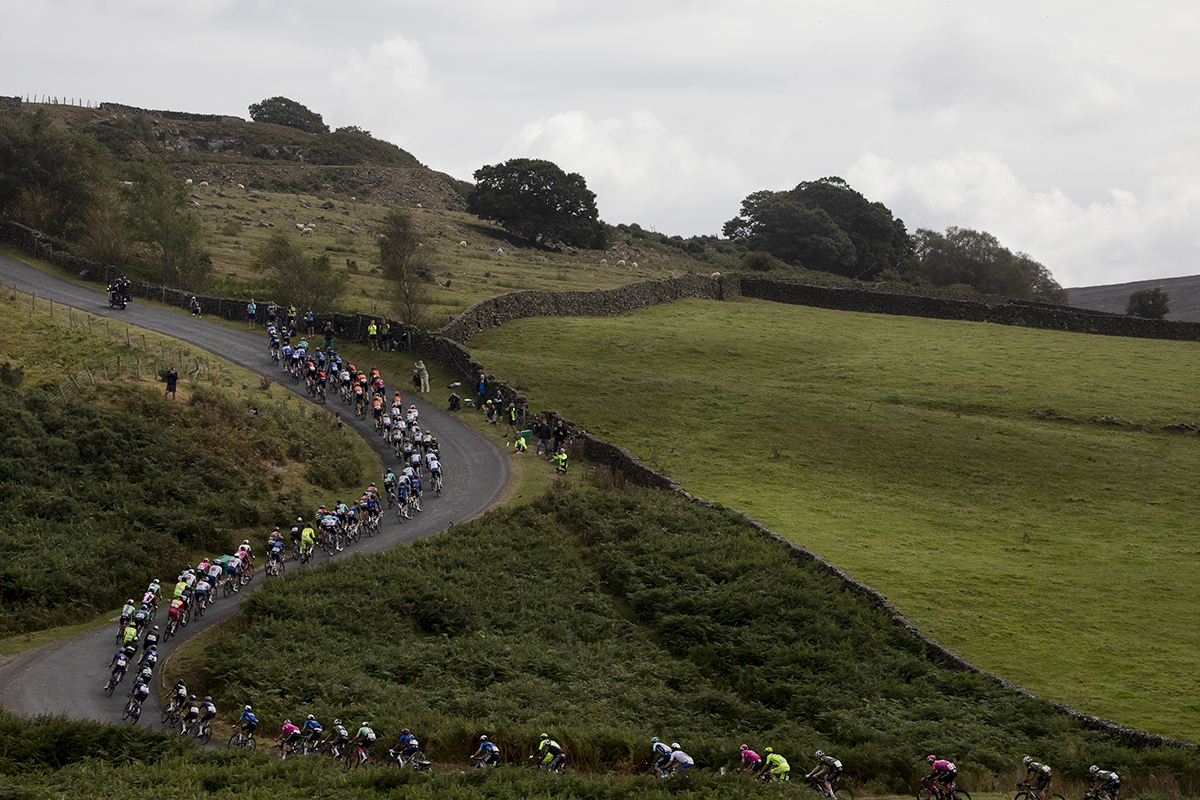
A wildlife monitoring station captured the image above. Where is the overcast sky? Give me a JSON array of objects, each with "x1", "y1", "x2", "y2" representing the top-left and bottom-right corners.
[{"x1": 7, "y1": 0, "x2": 1200, "y2": 287}]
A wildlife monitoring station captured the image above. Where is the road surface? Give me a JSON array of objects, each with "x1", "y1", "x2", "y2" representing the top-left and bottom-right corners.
[{"x1": 0, "y1": 253, "x2": 510, "y2": 729}]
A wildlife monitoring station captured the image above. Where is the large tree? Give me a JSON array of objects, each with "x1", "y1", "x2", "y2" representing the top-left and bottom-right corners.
[
  {"x1": 248, "y1": 97, "x2": 330, "y2": 134},
  {"x1": 911, "y1": 226, "x2": 1066, "y2": 302},
  {"x1": 1126, "y1": 287, "x2": 1170, "y2": 319},
  {"x1": 255, "y1": 231, "x2": 349, "y2": 313},
  {"x1": 0, "y1": 110, "x2": 113, "y2": 237},
  {"x1": 376, "y1": 207, "x2": 431, "y2": 327},
  {"x1": 468, "y1": 158, "x2": 606, "y2": 250},
  {"x1": 121, "y1": 161, "x2": 211, "y2": 290},
  {"x1": 723, "y1": 177, "x2": 910, "y2": 279}
]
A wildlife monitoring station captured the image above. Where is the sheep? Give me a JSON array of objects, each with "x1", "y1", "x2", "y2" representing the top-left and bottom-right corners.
[
  {"x1": 237, "y1": 183, "x2": 245, "y2": 190},
  {"x1": 616, "y1": 259, "x2": 625, "y2": 267},
  {"x1": 459, "y1": 241, "x2": 467, "y2": 246},
  {"x1": 185, "y1": 178, "x2": 193, "y2": 185},
  {"x1": 631, "y1": 262, "x2": 638, "y2": 268},
  {"x1": 199, "y1": 181, "x2": 209, "y2": 187},
  {"x1": 710, "y1": 272, "x2": 721, "y2": 279},
  {"x1": 301, "y1": 226, "x2": 314, "y2": 236},
  {"x1": 600, "y1": 258, "x2": 607, "y2": 265},
  {"x1": 295, "y1": 223, "x2": 305, "y2": 231}
]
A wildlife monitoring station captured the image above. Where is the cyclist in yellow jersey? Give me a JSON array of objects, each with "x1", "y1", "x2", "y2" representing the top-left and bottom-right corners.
[{"x1": 762, "y1": 747, "x2": 790, "y2": 782}]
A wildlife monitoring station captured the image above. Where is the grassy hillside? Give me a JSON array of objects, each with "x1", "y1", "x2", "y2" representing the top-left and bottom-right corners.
[
  {"x1": 0, "y1": 288, "x2": 372, "y2": 636},
  {"x1": 467, "y1": 297, "x2": 1200, "y2": 742},
  {"x1": 1067, "y1": 274, "x2": 1200, "y2": 323},
  {"x1": 186, "y1": 484, "x2": 1197, "y2": 794}
]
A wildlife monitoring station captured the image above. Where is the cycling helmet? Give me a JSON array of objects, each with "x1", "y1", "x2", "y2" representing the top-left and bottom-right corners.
[
  {"x1": 127, "y1": 599, "x2": 134, "y2": 605},
  {"x1": 188, "y1": 694, "x2": 196, "y2": 700},
  {"x1": 334, "y1": 719, "x2": 341, "y2": 726},
  {"x1": 205, "y1": 696, "x2": 212, "y2": 702},
  {"x1": 284, "y1": 719, "x2": 291, "y2": 725},
  {"x1": 148, "y1": 644, "x2": 157, "y2": 651},
  {"x1": 817, "y1": 750, "x2": 825, "y2": 758},
  {"x1": 1090, "y1": 766, "x2": 1099, "y2": 775},
  {"x1": 242, "y1": 540, "x2": 249, "y2": 546},
  {"x1": 307, "y1": 714, "x2": 314, "y2": 721},
  {"x1": 245, "y1": 705, "x2": 252, "y2": 712},
  {"x1": 1023, "y1": 756, "x2": 1033, "y2": 766},
  {"x1": 671, "y1": 743, "x2": 681, "y2": 750},
  {"x1": 741, "y1": 744, "x2": 749, "y2": 751},
  {"x1": 402, "y1": 728, "x2": 410, "y2": 735},
  {"x1": 927, "y1": 755, "x2": 938, "y2": 763},
  {"x1": 541, "y1": 733, "x2": 549, "y2": 739},
  {"x1": 766, "y1": 747, "x2": 774, "y2": 753},
  {"x1": 153, "y1": 625, "x2": 159, "y2": 631},
  {"x1": 362, "y1": 722, "x2": 370, "y2": 728},
  {"x1": 651, "y1": 737, "x2": 659, "y2": 744},
  {"x1": 480, "y1": 735, "x2": 488, "y2": 741},
  {"x1": 297, "y1": 516, "x2": 303, "y2": 522}
]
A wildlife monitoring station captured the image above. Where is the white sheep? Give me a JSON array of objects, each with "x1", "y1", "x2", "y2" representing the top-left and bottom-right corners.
[
  {"x1": 459, "y1": 241, "x2": 467, "y2": 246},
  {"x1": 616, "y1": 259, "x2": 625, "y2": 267},
  {"x1": 185, "y1": 178, "x2": 193, "y2": 185},
  {"x1": 295, "y1": 223, "x2": 304, "y2": 231},
  {"x1": 710, "y1": 272, "x2": 721, "y2": 279},
  {"x1": 237, "y1": 183, "x2": 245, "y2": 190},
  {"x1": 301, "y1": 226, "x2": 314, "y2": 236},
  {"x1": 600, "y1": 258, "x2": 607, "y2": 265},
  {"x1": 631, "y1": 262, "x2": 638, "y2": 268},
  {"x1": 199, "y1": 181, "x2": 209, "y2": 187}
]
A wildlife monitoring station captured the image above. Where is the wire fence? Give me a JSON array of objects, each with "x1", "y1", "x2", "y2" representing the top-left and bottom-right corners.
[{"x1": 1, "y1": 279, "x2": 222, "y2": 402}]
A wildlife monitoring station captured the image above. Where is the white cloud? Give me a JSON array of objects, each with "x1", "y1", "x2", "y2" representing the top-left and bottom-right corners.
[
  {"x1": 328, "y1": 35, "x2": 438, "y2": 134},
  {"x1": 848, "y1": 151, "x2": 1200, "y2": 287}
]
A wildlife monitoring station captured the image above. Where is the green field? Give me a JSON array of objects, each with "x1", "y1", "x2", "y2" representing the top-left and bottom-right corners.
[{"x1": 467, "y1": 296, "x2": 1200, "y2": 741}]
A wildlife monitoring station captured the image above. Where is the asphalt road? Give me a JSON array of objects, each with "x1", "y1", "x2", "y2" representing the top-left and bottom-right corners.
[{"x1": 0, "y1": 254, "x2": 510, "y2": 730}]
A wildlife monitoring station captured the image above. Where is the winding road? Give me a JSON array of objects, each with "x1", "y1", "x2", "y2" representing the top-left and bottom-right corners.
[{"x1": 0, "y1": 253, "x2": 510, "y2": 729}]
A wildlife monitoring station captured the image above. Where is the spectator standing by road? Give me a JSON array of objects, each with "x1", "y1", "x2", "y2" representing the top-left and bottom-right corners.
[
  {"x1": 416, "y1": 360, "x2": 430, "y2": 393},
  {"x1": 165, "y1": 366, "x2": 178, "y2": 399},
  {"x1": 247, "y1": 299, "x2": 257, "y2": 330},
  {"x1": 535, "y1": 419, "x2": 551, "y2": 456},
  {"x1": 477, "y1": 372, "x2": 488, "y2": 411},
  {"x1": 367, "y1": 320, "x2": 378, "y2": 350},
  {"x1": 552, "y1": 419, "x2": 568, "y2": 453}
]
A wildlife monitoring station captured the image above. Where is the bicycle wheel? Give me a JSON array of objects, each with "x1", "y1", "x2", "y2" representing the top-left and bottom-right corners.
[
  {"x1": 950, "y1": 790, "x2": 972, "y2": 800},
  {"x1": 197, "y1": 725, "x2": 212, "y2": 745},
  {"x1": 834, "y1": 787, "x2": 854, "y2": 800},
  {"x1": 227, "y1": 733, "x2": 243, "y2": 750},
  {"x1": 128, "y1": 704, "x2": 141, "y2": 725},
  {"x1": 1014, "y1": 793, "x2": 1032, "y2": 800},
  {"x1": 106, "y1": 674, "x2": 118, "y2": 697}
]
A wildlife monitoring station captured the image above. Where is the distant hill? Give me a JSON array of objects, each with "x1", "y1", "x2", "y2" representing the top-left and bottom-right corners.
[
  {"x1": 17, "y1": 100, "x2": 472, "y2": 212},
  {"x1": 1068, "y1": 274, "x2": 1200, "y2": 322}
]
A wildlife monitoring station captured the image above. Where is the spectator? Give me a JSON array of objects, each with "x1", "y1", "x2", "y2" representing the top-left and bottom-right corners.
[
  {"x1": 448, "y1": 391, "x2": 461, "y2": 412},
  {"x1": 552, "y1": 419, "x2": 568, "y2": 453},
  {"x1": 247, "y1": 299, "x2": 257, "y2": 330},
  {"x1": 416, "y1": 361, "x2": 430, "y2": 393},
  {"x1": 535, "y1": 418, "x2": 551, "y2": 457},
  {"x1": 164, "y1": 366, "x2": 178, "y2": 399},
  {"x1": 477, "y1": 372, "x2": 488, "y2": 412}
]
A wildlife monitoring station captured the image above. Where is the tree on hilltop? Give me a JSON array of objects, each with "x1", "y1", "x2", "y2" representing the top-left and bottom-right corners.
[
  {"x1": 723, "y1": 177, "x2": 910, "y2": 279},
  {"x1": 1126, "y1": 287, "x2": 1170, "y2": 319},
  {"x1": 468, "y1": 158, "x2": 606, "y2": 250},
  {"x1": 248, "y1": 97, "x2": 330, "y2": 134},
  {"x1": 910, "y1": 226, "x2": 1066, "y2": 302}
]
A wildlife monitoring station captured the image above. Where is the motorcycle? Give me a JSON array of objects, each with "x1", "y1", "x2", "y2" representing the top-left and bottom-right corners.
[{"x1": 108, "y1": 284, "x2": 130, "y2": 310}]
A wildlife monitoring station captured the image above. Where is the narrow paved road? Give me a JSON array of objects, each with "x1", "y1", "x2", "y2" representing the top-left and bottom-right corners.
[{"x1": 0, "y1": 254, "x2": 510, "y2": 729}]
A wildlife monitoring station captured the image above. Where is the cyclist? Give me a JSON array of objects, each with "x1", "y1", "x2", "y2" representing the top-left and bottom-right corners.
[
  {"x1": 300, "y1": 523, "x2": 316, "y2": 561},
  {"x1": 118, "y1": 598, "x2": 136, "y2": 629},
  {"x1": 180, "y1": 694, "x2": 202, "y2": 734},
  {"x1": 353, "y1": 722, "x2": 377, "y2": 757},
  {"x1": 1021, "y1": 756, "x2": 1053, "y2": 799},
  {"x1": 325, "y1": 719, "x2": 350, "y2": 757},
  {"x1": 276, "y1": 719, "x2": 303, "y2": 755},
  {"x1": 121, "y1": 620, "x2": 140, "y2": 650},
  {"x1": 290, "y1": 517, "x2": 304, "y2": 551},
  {"x1": 193, "y1": 575, "x2": 212, "y2": 611},
  {"x1": 471, "y1": 734, "x2": 501, "y2": 767},
  {"x1": 650, "y1": 737, "x2": 672, "y2": 775},
  {"x1": 761, "y1": 747, "x2": 790, "y2": 783},
  {"x1": 1089, "y1": 765, "x2": 1120, "y2": 800},
  {"x1": 302, "y1": 714, "x2": 324, "y2": 751},
  {"x1": 667, "y1": 742, "x2": 694, "y2": 774},
  {"x1": 533, "y1": 733, "x2": 565, "y2": 772},
  {"x1": 169, "y1": 680, "x2": 188, "y2": 713},
  {"x1": 131, "y1": 603, "x2": 151, "y2": 634},
  {"x1": 394, "y1": 727, "x2": 420, "y2": 766},
  {"x1": 127, "y1": 675, "x2": 150, "y2": 709},
  {"x1": 138, "y1": 643, "x2": 159, "y2": 672},
  {"x1": 806, "y1": 749, "x2": 843, "y2": 798},
  {"x1": 167, "y1": 596, "x2": 186, "y2": 630},
  {"x1": 924, "y1": 756, "x2": 958, "y2": 795},
  {"x1": 142, "y1": 624, "x2": 161, "y2": 652},
  {"x1": 104, "y1": 649, "x2": 130, "y2": 691},
  {"x1": 198, "y1": 696, "x2": 218, "y2": 733},
  {"x1": 738, "y1": 744, "x2": 763, "y2": 774},
  {"x1": 205, "y1": 559, "x2": 223, "y2": 596},
  {"x1": 236, "y1": 705, "x2": 259, "y2": 738}
]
